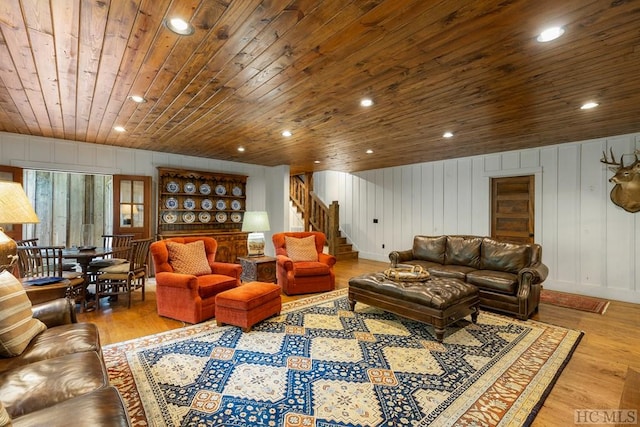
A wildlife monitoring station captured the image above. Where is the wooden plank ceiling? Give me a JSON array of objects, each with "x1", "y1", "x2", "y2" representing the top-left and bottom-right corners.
[{"x1": 0, "y1": 0, "x2": 639, "y2": 174}]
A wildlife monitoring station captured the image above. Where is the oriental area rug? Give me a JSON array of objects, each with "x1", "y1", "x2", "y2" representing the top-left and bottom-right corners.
[
  {"x1": 540, "y1": 289, "x2": 610, "y2": 314},
  {"x1": 103, "y1": 289, "x2": 583, "y2": 427}
]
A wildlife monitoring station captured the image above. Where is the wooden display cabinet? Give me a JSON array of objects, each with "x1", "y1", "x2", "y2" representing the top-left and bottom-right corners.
[{"x1": 156, "y1": 167, "x2": 248, "y2": 263}]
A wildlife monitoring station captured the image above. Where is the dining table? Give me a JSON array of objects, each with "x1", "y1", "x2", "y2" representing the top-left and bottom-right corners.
[{"x1": 62, "y1": 246, "x2": 120, "y2": 311}]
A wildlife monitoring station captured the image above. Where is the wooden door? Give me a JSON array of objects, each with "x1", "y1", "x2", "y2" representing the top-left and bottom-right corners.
[
  {"x1": 491, "y1": 175, "x2": 534, "y2": 244},
  {"x1": 0, "y1": 165, "x2": 25, "y2": 241},
  {"x1": 113, "y1": 175, "x2": 151, "y2": 239}
]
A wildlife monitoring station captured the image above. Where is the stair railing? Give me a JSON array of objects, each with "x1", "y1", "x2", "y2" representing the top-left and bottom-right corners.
[{"x1": 289, "y1": 175, "x2": 340, "y2": 255}]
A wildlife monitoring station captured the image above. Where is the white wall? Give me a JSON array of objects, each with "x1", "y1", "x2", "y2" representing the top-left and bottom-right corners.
[
  {"x1": 0, "y1": 132, "x2": 288, "y2": 256},
  {"x1": 314, "y1": 133, "x2": 640, "y2": 304}
]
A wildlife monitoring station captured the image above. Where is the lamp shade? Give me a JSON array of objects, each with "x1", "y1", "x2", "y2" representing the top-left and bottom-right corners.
[
  {"x1": 0, "y1": 182, "x2": 39, "y2": 271},
  {"x1": 241, "y1": 211, "x2": 270, "y2": 232},
  {"x1": 0, "y1": 182, "x2": 39, "y2": 224},
  {"x1": 241, "y1": 211, "x2": 270, "y2": 256}
]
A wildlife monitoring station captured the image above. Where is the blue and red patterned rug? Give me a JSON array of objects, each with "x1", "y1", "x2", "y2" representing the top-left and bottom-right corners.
[{"x1": 104, "y1": 289, "x2": 582, "y2": 426}]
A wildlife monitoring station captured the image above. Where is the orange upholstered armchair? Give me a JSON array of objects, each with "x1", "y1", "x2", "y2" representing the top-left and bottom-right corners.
[
  {"x1": 150, "y1": 236, "x2": 242, "y2": 323},
  {"x1": 272, "y1": 231, "x2": 336, "y2": 295}
]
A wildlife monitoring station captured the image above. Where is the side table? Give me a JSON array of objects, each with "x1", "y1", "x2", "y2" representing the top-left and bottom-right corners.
[
  {"x1": 22, "y1": 277, "x2": 72, "y2": 305},
  {"x1": 238, "y1": 256, "x2": 277, "y2": 283}
]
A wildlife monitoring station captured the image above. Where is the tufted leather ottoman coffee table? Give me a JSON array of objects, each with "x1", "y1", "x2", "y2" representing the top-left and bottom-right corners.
[{"x1": 348, "y1": 272, "x2": 479, "y2": 342}]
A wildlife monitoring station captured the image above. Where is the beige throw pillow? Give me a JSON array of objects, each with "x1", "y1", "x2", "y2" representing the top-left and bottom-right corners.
[
  {"x1": 0, "y1": 270, "x2": 46, "y2": 357},
  {"x1": 0, "y1": 401, "x2": 10, "y2": 426},
  {"x1": 166, "y1": 240, "x2": 212, "y2": 276},
  {"x1": 285, "y1": 235, "x2": 318, "y2": 262}
]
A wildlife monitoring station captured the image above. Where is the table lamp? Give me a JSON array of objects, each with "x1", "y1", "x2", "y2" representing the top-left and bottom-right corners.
[
  {"x1": 0, "y1": 182, "x2": 40, "y2": 271},
  {"x1": 241, "y1": 211, "x2": 270, "y2": 256}
]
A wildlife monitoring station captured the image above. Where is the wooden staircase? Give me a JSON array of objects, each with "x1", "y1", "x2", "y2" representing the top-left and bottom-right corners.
[{"x1": 290, "y1": 174, "x2": 358, "y2": 260}]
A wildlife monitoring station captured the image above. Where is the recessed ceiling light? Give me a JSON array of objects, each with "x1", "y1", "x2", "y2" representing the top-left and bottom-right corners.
[
  {"x1": 282, "y1": 130, "x2": 292, "y2": 137},
  {"x1": 314, "y1": 160, "x2": 320, "y2": 164},
  {"x1": 537, "y1": 26, "x2": 565, "y2": 43},
  {"x1": 366, "y1": 149, "x2": 373, "y2": 154},
  {"x1": 443, "y1": 131, "x2": 454, "y2": 138},
  {"x1": 360, "y1": 98, "x2": 373, "y2": 107},
  {"x1": 129, "y1": 95, "x2": 146, "y2": 103},
  {"x1": 165, "y1": 17, "x2": 195, "y2": 35},
  {"x1": 580, "y1": 101, "x2": 599, "y2": 110},
  {"x1": 114, "y1": 126, "x2": 126, "y2": 132},
  {"x1": 237, "y1": 147, "x2": 245, "y2": 152}
]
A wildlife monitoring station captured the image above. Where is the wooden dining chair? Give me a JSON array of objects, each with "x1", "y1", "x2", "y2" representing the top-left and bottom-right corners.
[
  {"x1": 16, "y1": 245, "x2": 85, "y2": 299},
  {"x1": 87, "y1": 233, "x2": 135, "y2": 285},
  {"x1": 95, "y1": 238, "x2": 152, "y2": 309}
]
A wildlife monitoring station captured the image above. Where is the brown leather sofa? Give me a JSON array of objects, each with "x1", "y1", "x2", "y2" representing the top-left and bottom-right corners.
[
  {"x1": 389, "y1": 235, "x2": 549, "y2": 320},
  {"x1": 0, "y1": 298, "x2": 131, "y2": 426}
]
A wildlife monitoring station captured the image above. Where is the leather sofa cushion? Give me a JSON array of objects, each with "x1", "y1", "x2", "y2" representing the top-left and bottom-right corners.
[
  {"x1": 398, "y1": 260, "x2": 441, "y2": 271},
  {"x1": 445, "y1": 236, "x2": 482, "y2": 268},
  {"x1": 481, "y1": 238, "x2": 531, "y2": 273},
  {"x1": 466, "y1": 270, "x2": 518, "y2": 294},
  {"x1": 412, "y1": 235, "x2": 446, "y2": 264},
  {"x1": 12, "y1": 386, "x2": 130, "y2": 427},
  {"x1": 428, "y1": 265, "x2": 477, "y2": 281},
  {"x1": 294, "y1": 261, "x2": 331, "y2": 277},
  {"x1": 0, "y1": 351, "x2": 108, "y2": 418},
  {"x1": 197, "y1": 275, "x2": 238, "y2": 299},
  {"x1": 0, "y1": 323, "x2": 101, "y2": 374}
]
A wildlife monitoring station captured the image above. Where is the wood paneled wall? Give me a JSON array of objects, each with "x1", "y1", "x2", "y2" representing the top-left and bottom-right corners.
[
  {"x1": 0, "y1": 131, "x2": 285, "y2": 257},
  {"x1": 314, "y1": 133, "x2": 640, "y2": 304}
]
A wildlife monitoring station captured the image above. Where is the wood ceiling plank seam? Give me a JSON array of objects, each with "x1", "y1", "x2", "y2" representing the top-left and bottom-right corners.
[
  {"x1": 0, "y1": 79, "x2": 30, "y2": 133},
  {"x1": 143, "y1": 6, "x2": 320, "y2": 142},
  {"x1": 0, "y1": 0, "x2": 53, "y2": 137},
  {"x1": 94, "y1": 0, "x2": 176, "y2": 144},
  {"x1": 161, "y1": 0, "x2": 370, "y2": 144},
  {"x1": 22, "y1": 0, "x2": 65, "y2": 139},
  {"x1": 85, "y1": 0, "x2": 143, "y2": 143},
  {"x1": 112, "y1": 0, "x2": 207, "y2": 145},
  {"x1": 225, "y1": 0, "x2": 365, "y2": 93},
  {"x1": 75, "y1": 0, "x2": 110, "y2": 141},
  {"x1": 239, "y1": 0, "x2": 464, "y2": 103},
  {"x1": 0, "y1": 31, "x2": 41, "y2": 134},
  {"x1": 122, "y1": 0, "x2": 249, "y2": 139},
  {"x1": 51, "y1": 0, "x2": 81, "y2": 141},
  {"x1": 198, "y1": 1, "x2": 478, "y2": 140},
  {"x1": 137, "y1": 0, "x2": 294, "y2": 140}
]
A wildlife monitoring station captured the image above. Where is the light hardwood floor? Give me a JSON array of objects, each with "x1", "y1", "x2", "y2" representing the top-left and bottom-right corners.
[{"x1": 77, "y1": 258, "x2": 640, "y2": 426}]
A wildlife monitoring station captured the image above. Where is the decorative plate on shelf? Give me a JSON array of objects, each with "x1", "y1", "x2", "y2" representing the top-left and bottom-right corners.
[
  {"x1": 201, "y1": 199, "x2": 213, "y2": 210},
  {"x1": 184, "y1": 182, "x2": 196, "y2": 194},
  {"x1": 216, "y1": 199, "x2": 226, "y2": 210},
  {"x1": 216, "y1": 212, "x2": 227, "y2": 223},
  {"x1": 230, "y1": 212, "x2": 242, "y2": 223},
  {"x1": 182, "y1": 212, "x2": 196, "y2": 223},
  {"x1": 232, "y1": 185, "x2": 243, "y2": 196},
  {"x1": 162, "y1": 212, "x2": 177, "y2": 224},
  {"x1": 183, "y1": 198, "x2": 196, "y2": 210},
  {"x1": 165, "y1": 197, "x2": 178, "y2": 209},
  {"x1": 199, "y1": 183, "x2": 211, "y2": 195},
  {"x1": 198, "y1": 212, "x2": 211, "y2": 223},
  {"x1": 166, "y1": 181, "x2": 179, "y2": 193},
  {"x1": 215, "y1": 184, "x2": 226, "y2": 196},
  {"x1": 231, "y1": 199, "x2": 242, "y2": 211}
]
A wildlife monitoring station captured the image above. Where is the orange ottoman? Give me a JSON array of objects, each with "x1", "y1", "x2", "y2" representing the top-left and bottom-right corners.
[{"x1": 215, "y1": 282, "x2": 282, "y2": 332}]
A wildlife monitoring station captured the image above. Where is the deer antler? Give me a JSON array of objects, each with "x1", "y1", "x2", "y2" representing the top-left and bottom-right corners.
[{"x1": 600, "y1": 147, "x2": 624, "y2": 167}]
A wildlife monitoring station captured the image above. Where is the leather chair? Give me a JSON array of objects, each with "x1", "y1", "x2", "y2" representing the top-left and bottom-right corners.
[
  {"x1": 150, "y1": 237, "x2": 242, "y2": 323},
  {"x1": 272, "y1": 231, "x2": 336, "y2": 295}
]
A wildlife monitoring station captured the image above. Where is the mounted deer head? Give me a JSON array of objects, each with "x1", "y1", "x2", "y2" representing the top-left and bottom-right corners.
[{"x1": 601, "y1": 148, "x2": 640, "y2": 213}]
